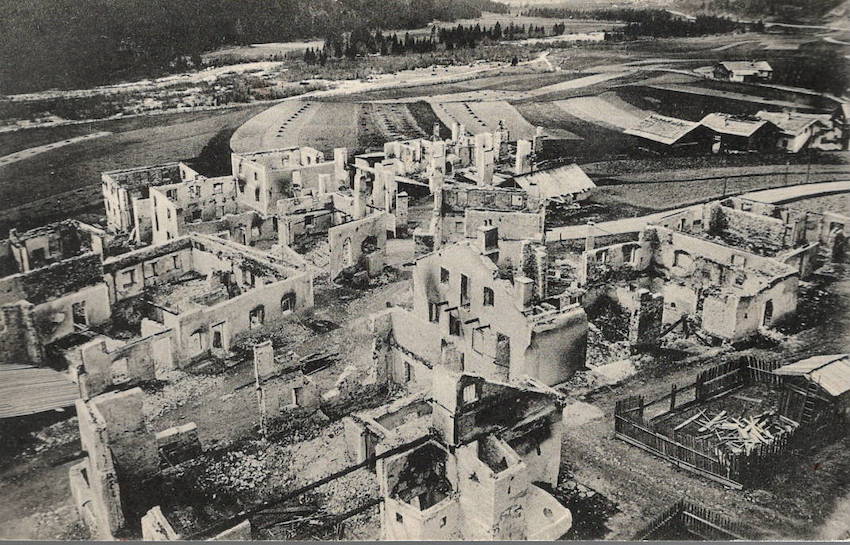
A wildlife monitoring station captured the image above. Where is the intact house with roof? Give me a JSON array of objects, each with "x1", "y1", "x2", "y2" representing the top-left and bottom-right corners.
[
  {"x1": 231, "y1": 146, "x2": 349, "y2": 216},
  {"x1": 700, "y1": 113, "x2": 781, "y2": 153},
  {"x1": 573, "y1": 199, "x2": 821, "y2": 342},
  {"x1": 100, "y1": 233, "x2": 313, "y2": 364},
  {"x1": 0, "y1": 221, "x2": 113, "y2": 365},
  {"x1": 624, "y1": 113, "x2": 713, "y2": 154},
  {"x1": 343, "y1": 368, "x2": 572, "y2": 540},
  {"x1": 754, "y1": 110, "x2": 834, "y2": 153},
  {"x1": 371, "y1": 226, "x2": 587, "y2": 389},
  {"x1": 713, "y1": 61, "x2": 773, "y2": 82}
]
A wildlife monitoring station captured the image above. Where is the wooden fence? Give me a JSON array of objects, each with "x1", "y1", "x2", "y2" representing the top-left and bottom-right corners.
[
  {"x1": 634, "y1": 498, "x2": 750, "y2": 541},
  {"x1": 615, "y1": 352, "x2": 844, "y2": 488}
]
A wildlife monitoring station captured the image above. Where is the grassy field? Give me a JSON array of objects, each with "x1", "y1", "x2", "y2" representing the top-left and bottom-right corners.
[
  {"x1": 595, "y1": 167, "x2": 850, "y2": 211},
  {"x1": 0, "y1": 105, "x2": 268, "y2": 235},
  {"x1": 512, "y1": 102, "x2": 583, "y2": 140}
]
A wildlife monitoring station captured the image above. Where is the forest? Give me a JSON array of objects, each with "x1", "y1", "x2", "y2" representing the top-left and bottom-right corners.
[
  {"x1": 303, "y1": 21, "x2": 560, "y2": 64},
  {"x1": 522, "y1": 8, "x2": 742, "y2": 37},
  {"x1": 0, "y1": 0, "x2": 508, "y2": 95}
]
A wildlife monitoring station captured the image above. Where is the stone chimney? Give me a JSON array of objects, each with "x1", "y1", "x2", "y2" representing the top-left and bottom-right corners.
[
  {"x1": 477, "y1": 225, "x2": 499, "y2": 263},
  {"x1": 353, "y1": 174, "x2": 366, "y2": 220},
  {"x1": 317, "y1": 174, "x2": 330, "y2": 195},
  {"x1": 534, "y1": 246, "x2": 548, "y2": 300},
  {"x1": 515, "y1": 139, "x2": 532, "y2": 175},
  {"x1": 585, "y1": 221, "x2": 596, "y2": 252},
  {"x1": 333, "y1": 148, "x2": 348, "y2": 185},
  {"x1": 514, "y1": 276, "x2": 534, "y2": 309},
  {"x1": 431, "y1": 188, "x2": 444, "y2": 251},
  {"x1": 451, "y1": 122, "x2": 460, "y2": 142},
  {"x1": 533, "y1": 126, "x2": 545, "y2": 154}
]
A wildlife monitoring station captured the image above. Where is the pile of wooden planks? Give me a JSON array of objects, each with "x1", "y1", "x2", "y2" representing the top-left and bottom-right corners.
[{"x1": 674, "y1": 409, "x2": 798, "y2": 455}]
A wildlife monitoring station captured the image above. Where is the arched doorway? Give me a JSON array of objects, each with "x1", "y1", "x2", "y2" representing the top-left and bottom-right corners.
[{"x1": 763, "y1": 300, "x2": 774, "y2": 326}]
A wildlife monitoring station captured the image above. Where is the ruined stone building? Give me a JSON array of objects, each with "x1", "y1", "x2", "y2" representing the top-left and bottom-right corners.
[
  {"x1": 345, "y1": 368, "x2": 572, "y2": 540},
  {"x1": 277, "y1": 191, "x2": 388, "y2": 280},
  {"x1": 232, "y1": 146, "x2": 349, "y2": 216},
  {"x1": 575, "y1": 200, "x2": 827, "y2": 342},
  {"x1": 0, "y1": 221, "x2": 113, "y2": 363},
  {"x1": 373, "y1": 226, "x2": 587, "y2": 388},
  {"x1": 147, "y1": 169, "x2": 277, "y2": 247},
  {"x1": 100, "y1": 233, "x2": 313, "y2": 363},
  {"x1": 102, "y1": 163, "x2": 188, "y2": 243},
  {"x1": 69, "y1": 387, "x2": 248, "y2": 540}
]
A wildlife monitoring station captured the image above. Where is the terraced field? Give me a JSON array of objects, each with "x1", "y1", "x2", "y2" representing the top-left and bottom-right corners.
[
  {"x1": 554, "y1": 92, "x2": 651, "y2": 131},
  {"x1": 357, "y1": 103, "x2": 436, "y2": 150},
  {"x1": 431, "y1": 100, "x2": 537, "y2": 140},
  {"x1": 511, "y1": 102, "x2": 583, "y2": 140},
  {"x1": 231, "y1": 101, "x2": 360, "y2": 154}
]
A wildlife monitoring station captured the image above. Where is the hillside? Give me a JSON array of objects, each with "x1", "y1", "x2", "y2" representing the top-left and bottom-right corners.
[
  {"x1": 0, "y1": 0, "x2": 508, "y2": 95},
  {"x1": 674, "y1": 0, "x2": 848, "y2": 23}
]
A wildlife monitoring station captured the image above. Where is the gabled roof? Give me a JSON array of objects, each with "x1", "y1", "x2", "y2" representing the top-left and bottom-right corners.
[
  {"x1": 510, "y1": 164, "x2": 596, "y2": 200},
  {"x1": 700, "y1": 113, "x2": 772, "y2": 137},
  {"x1": 625, "y1": 114, "x2": 702, "y2": 145},
  {"x1": 755, "y1": 111, "x2": 826, "y2": 135},
  {"x1": 773, "y1": 354, "x2": 850, "y2": 397},
  {"x1": 718, "y1": 61, "x2": 773, "y2": 74}
]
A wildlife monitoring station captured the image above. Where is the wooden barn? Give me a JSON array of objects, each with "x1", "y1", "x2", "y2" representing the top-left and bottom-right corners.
[{"x1": 773, "y1": 354, "x2": 850, "y2": 425}]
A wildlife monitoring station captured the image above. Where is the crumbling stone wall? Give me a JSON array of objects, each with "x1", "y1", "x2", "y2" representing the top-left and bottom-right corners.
[
  {"x1": 328, "y1": 212, "x2": 388, "y2": 279},
  {"x1": 72, "y1": 329, "x2": 173, "y2": 399},
  {"x1": 0, "y1": 301, "x2": 43, "y2": 364},
  {"x1": 0, "y1": 252, "x2": 104, "y2": 306}
]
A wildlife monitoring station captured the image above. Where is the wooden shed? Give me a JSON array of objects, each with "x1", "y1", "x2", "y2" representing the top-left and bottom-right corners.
[{"x1": 773, "y1": 354, "x2": 850, "y2": 424}]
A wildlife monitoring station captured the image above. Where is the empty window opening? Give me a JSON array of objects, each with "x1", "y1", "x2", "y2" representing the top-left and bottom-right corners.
[
  {"x1": 71, "y1": 301, "x2": 87, "y2": 327},
  {"x1": 249, "y1": 305, "x2": 265, "y2": 329},
  {"x1": 460, "y1": 274, "x2": 469, "y2": 306},
  {"x1": 281, "y1": 292, "x2": 296, "y2": 313},
  {"x1": 462, "y1": 384, "x2": 478, "y2": 404},
  {"x1": 449, "y1": 314, "x2": 461, "y2": 336},
  {"x1": 111, "y1": 358, "x2": 130, "y2": 385},
  {"x1": 440, "y1": 267, "x2": 450, "y2": 283},
  {"x1": 483, "y1": 287, "x2": 494, "y2": 306}
]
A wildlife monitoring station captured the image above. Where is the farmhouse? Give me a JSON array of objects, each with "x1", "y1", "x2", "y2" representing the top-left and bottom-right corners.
[
  {"x1": 700, "y1": 113, "x2": 780, "y2": 153},
  {"x1": 344, "y1": 367, "x2": 571, "y2": 540},
  {"x1": 624, "y1": 113, "x2": 711, "y2": 153},
  {"x1": 100, "y1": 233, "x2": 313, "y2": 363},
  {"x1": 576, "y1": 200, "x2": 820, "y2": 342},
  {"x1": 374, "y1": 227, "x2": 587, "y2": 388},
  {"x1": 713, "y1": 61, "x2": 773, "y2": 82},
  {"x1": 754, "y1": 110, "x2": 831, "y2": 153}
]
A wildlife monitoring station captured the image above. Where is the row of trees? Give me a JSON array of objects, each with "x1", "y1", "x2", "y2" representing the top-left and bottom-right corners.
[
  {"x1": 522, "y1": 7, "x2": 741, "y2": 37},
  {"x1": 302, "y1": 20, "x2": 569, "y2": 65},
  {"x1": 0, "y1": 0, "x2": 509, "y2": 94}
]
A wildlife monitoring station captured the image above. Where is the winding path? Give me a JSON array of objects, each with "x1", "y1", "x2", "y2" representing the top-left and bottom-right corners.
[{"x1": 0, "y1": 131, "x2": 111, "y2": 166}]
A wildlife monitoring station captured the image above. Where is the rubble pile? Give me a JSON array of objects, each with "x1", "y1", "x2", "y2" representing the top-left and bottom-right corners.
[
  {"x1": 586, "y1": 323, "x2": 631, "y2": 367},
  {"x1": 144, "y1": 371, "x2": 223, "y2": 419},
  {"x1": 676, "y1": 410, "x2": 799, "y2": 455},
  {"x1": 198, "y1": 449, "x2": 270, "y2": 493}
]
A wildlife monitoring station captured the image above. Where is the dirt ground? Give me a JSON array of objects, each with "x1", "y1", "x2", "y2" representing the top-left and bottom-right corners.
[{"x1": 559, "y1": 264, "x2": 850, "y2": 541}]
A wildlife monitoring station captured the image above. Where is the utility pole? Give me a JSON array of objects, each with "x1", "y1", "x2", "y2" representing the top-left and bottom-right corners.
[{"x1": 254, "y1": 355, "x2": 268, "y2": 439}]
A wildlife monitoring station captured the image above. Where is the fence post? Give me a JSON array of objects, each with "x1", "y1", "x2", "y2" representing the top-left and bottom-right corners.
[{"x1": 670, "y1": 384, "x2": 677, "y2": 412}]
